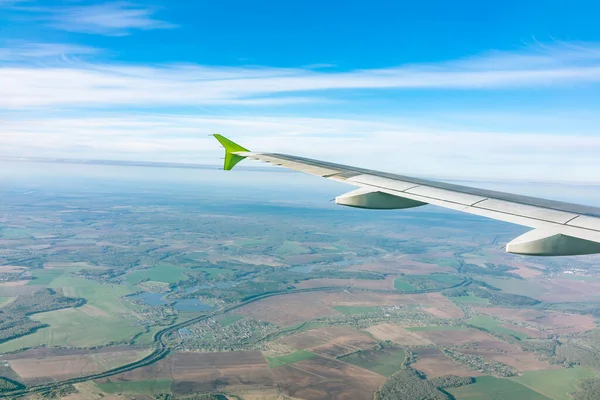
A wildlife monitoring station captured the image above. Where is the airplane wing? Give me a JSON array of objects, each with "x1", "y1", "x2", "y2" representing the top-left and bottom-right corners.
[{"x1": 214, "y1": 134, "x2": 600, "y2": 256}]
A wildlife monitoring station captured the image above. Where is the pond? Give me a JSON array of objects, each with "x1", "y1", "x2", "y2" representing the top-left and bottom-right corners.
[
  {"x1": 128, "y1": 292, "x2": 168, "y2": 306},
  {"x1": 174, "y1": 298, "x2": 212, "y2": 312}
]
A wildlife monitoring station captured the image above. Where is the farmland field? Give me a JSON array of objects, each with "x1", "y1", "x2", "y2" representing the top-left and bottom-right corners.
[
  {"x1": 448, "y1": 376, "x2": 551, "y2": 399},
  {"x1": 468, "y1": 316, "x2": 531, "y2": 340},
  {"x1": 125, "y1": 265, "x2": 188, "y2": 284},
  {"x1": 406, "y1": 325, "x2": 467, "y2": 332},
  {"x1": 0, "y1": 277, "x2": 141, "y2": 352},
  {"x1": 267, "y1": 350, "x2": 316, "y2": 368},
  {"x1": 96, "y1": 378, "x2": 172, "y2": 394},
  {"x1": 394, "y1": 278, "x2": 417, "y2": 291},
  {"x1": 26, "y1": 269, "x2": 65, "y2": 286},
  {"x1": 512, "y1": 367, "x2": 597, "y2": 400},
  {"x1": 450, "y1": 293, "x2": 490, "y2": 305},
  {"x1": 339, "y1": 345, "x2": 406, "y2": 376},
  {"x1": 333, "y1": 305, "x2": 381, "y2": 314},
  {"x1": 1, "y1": 161, "x2": 600, "y2": 399}
]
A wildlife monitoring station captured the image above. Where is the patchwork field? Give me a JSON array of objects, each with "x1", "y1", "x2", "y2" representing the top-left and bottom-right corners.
[
  {"x1": 278, "y1": 326, "x2": 377, "y2": 358},
  {"x1": 467, "y1": 315, "x2": 533, "y2": 340},
  {"x1": 96, "y1": 351, "x2": 275, "y2": 395},
  {"x1": 294, "y1": 276, "x2": 396, "y2": 290},
  {"x1": 124, "y1": 265, "x2": 188, "y2": 284},
  {"x1": 449, "y1": 376, "x2": 551, "y2": 400},
  {"x1": 338, "y1": 345, "x2": 406, "y2": 376},
  {"x1": 366, "y1": 324, "x2": 433, "y2": 345},
  {"x1": 471, "y1": 307, "x2": 597, "y2": 334},
  {"x1": 411, "y1": 347, "x2": 482, "y2": 378},
  {"x1": 1, "y1": 347, "x2": 150, "y2": 385},
  {"x1": 267, "y1": 350, "x2": 316, "y2": 367},
  {"x1": 0, "y1": 277, "x2": 141, "y2": 352},
  {"x1": 234, "y1": 290, "x2": 464, "y2": 326},
  {"x1": 272, "y1": 355, "x2": 385, "y2": 400},
  {"x1": 512, "y1": 367, "x2": 597, "y2": 400}
]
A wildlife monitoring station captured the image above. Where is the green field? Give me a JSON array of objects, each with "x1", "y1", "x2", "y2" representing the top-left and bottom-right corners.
[
  {"x1": 219, "y1": 314, "x2": 244, "y2": 327},
  {"x1": 26, "y1": 269, "x2": 65, "y2": 286},
  {"x1": 0, "y1": 277, "x2": 142, "y2": 352},
  {"x1": 448, "y1": 376, "x2": 551, "y2": 399},
  {"x1": 339, "y1": 346, "x2": 406, "y2": 376},
  {"x1": 450, "y1": 294, "x2": 490, "y2": 305},
  {"x1": 406, "y1": 326, "x2": 467, "y2": 332},
  {"x1": 125, "y1": 265, "x2": 188, "y2": 285},
  {"x1": 267, "y1": 350, "x2": 316, "y2": 368},
  {"x1": 394, "y1": 279, "x2": 417, "y2": 291},
  {"x1": 467, "y1": 316, "x2": 530, "y2": 340},
  {"x1": 333, "y1": 305, "x2": 381, "y2": 315},
  {"x1": 512, "y1": 367, "x2": 597, "y2": 400},
  {"x1": 480, "y1": 277, "x2": 546, "y2": 298},
  {"x1": 97, "y1": 379, "x2": 172, "y2": 394}
]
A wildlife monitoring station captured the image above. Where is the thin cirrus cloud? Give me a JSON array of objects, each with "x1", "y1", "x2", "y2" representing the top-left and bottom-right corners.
[
  {"x1": 3, "y1": 114, "x2": 600, "y2": 184},
  {"x1": 2, "y1": 41, "x2": 600, "y2": 109},
  {"x1": 24, "y1": 2, "x2": 176, "y2": 36},
  {"x1": 0, "y1": 42, "x2": 98, "y2": 61}
]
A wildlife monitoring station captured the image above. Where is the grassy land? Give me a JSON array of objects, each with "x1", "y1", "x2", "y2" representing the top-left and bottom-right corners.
[
  {"x1": 0, "y1": 277, "x2": 141, "y2": 352},
  {"x1": 467, "y1": 316, "x2": 531, "y2": 340},
  {"x1": 267, "y1": 350, "x2": 316, "y2": 368},
  {"x1": 333, "y1": 305, "x2": 381, "y2": 315},
  {"x1": 26, "y1": 269, "x2": 65, "y2": 286},
  {"x1": 450, "y1": 294, "x2": 490, "y2": 305},
  {"x1": 448, "y1": 376, "x2": 551, "y2": 399},
  {"x1": 406, "y1": 326, "x2": 467, "y2": 332},
  {"x1": 96, "y1": 379, "x2": 172, "y2": 394},
  {"x1": 219, "y1": 314, "x2": 244, "y2": 327},
  {"x1": 480, "y1": 277, "x2": 546, "y2": 298},
  {"x1": 339, "y1": 345, "x2": 406, "y2": 377},
  {"x1": 394, "y1": 279, "x2": 417, "y2": 291},
  {"x1": 125, "y1": 265, "x2": 188, "y2": 285},
  {"x1": 512, "y1": 367, "x2": 597, "y2": 400}
]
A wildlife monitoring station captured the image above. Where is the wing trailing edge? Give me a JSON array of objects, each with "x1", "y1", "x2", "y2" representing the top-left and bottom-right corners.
[{"x1": 213, "y1": 134, "x2": 600, "y2": 256}]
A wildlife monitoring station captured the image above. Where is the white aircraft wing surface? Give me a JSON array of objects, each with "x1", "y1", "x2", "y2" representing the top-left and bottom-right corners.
[{"x1": 214, "y1": 134, "x2": 600, "y2": 256}]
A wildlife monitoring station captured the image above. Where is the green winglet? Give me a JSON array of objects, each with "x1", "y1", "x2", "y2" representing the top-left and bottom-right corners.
[{"x1": 213, "y1": 134, "x2": 250, "y2": 170}]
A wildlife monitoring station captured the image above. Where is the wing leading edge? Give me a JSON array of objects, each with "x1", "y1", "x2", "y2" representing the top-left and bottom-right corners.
[{"x1": 213, "y1": 134, "x2": 600, "y2": 256}]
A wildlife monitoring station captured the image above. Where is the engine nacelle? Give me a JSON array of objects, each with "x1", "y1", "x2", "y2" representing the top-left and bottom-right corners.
[
  {"x1": 335, "y1": 188, "x2": 427, "y2": 210},
  {"x1": 506, "y1": 229, "x2": 600, "y2": 256}
]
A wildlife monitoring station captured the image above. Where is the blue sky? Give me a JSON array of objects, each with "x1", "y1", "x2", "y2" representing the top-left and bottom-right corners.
[{"x1": 1, "y1": 0, "x2": 600, "y2": 183}]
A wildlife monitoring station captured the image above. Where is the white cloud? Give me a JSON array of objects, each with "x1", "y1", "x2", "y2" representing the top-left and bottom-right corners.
[
  {"x1": 0, "y1": 42, "x2": 98, "y2": 61},
  {"x1": 2, "y1": 41, "x2": 600, "y2": 109},
  {"x1": 1, "y1": 41, "x2": 600, "y2": 184},
  {"x1": 2, "y1": 114, "x2": 600, "y2": 184},
  {"x1": 32, "y1": 2, "x2": 176, "y2": 36}
]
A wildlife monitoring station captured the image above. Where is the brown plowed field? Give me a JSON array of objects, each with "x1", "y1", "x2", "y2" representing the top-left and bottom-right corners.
[
  {"x1": 272, "y1": 355, "x2": 384, "y2": 400},
  {"x1": 96, "y1": 351, "x2": 275, "y2": 396},
  {"x1": 293, "y1": 276, "x2": 396, "y2": 290},
  {"x1": 366, "y1": 324, "x2": 433, "y2": 346},
  {"x1": 279, "y1": 327, "x2": 377, "y2": 357},
  {"x1": 411, "y1": 347, "x2": 482, "y2": 378},
  {"x1": 472, "y1": 307, "x2": 597, "y2": 334},
  {"x1": 6, "y1": 347, "x2": 148, "y2": 384}
]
